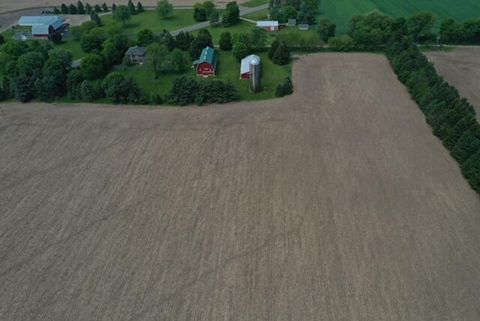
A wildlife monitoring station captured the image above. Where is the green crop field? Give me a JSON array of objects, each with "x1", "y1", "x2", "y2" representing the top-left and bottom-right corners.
[{"x1": 320, "y1": 0, "x2": 480, "y2": 35}]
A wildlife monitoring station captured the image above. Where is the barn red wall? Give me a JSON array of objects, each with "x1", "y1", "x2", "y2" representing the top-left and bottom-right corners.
[{"x1": 197, "y1": 62, "x2": 215, "y2": 75}]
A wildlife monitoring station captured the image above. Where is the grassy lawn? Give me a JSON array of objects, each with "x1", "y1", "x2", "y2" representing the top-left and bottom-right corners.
[
  {"x1": 205, "y1": 21, "x2": 257, "y2": 43},
  {"x1": 101, "y1": 9, "x2": 196, "y2": 34},
  {"x1": 115, "y1": 50, "x2": 290, "y2": 101},
  {"x1": 243, "y1": 9, "x2": 269, "y2": 21},
  {"x1": 56, "y1": 40, "x2": 84, "y2": 60},
  {"x1": 241, "y1": 0, "x2": 270, "y2": 8},
  {"x1": 54, "y1": 9, "x2": 196, "y2": 60},
  {"x1": 320, "y1": 0, "x2": 480, "y2": 35}
]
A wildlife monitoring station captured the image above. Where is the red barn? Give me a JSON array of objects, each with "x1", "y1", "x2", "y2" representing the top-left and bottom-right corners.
[{"x1": 193, "y1": 46, "x2": 218, "y2": 77}]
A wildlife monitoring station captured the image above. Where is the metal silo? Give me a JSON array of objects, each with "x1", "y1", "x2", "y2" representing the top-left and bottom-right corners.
[{"x1": 249, "y1": 56, "x2": 261, "y2": 93}]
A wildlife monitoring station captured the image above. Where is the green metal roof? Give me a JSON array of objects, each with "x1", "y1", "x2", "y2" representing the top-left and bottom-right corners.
[{"x1": 193, "y1": 46, "x2": 217, "y2": 67}]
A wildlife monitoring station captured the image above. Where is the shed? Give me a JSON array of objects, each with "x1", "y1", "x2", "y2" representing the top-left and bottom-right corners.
[
  {"x1": 287, "y1": 19, "x2": 297, "y2": 27},
  {"x1": 240, "y1": 54, "x2": 261, "y2": 80},
  {"x1": 256, "y1": 20, "x2": 279, "y2": 32},
  {"x1": 125, "y1": 46, "x2": 147, "y2": 64},
  {"x1": 18, "y1": 16, "x2": 66, "y2": 39},
  {"x1": 193, "y1": 46, "x2": 218, "y2": 77},
  {"x1": 298, "y1": 24, "x2": 309, "y2": 31}
]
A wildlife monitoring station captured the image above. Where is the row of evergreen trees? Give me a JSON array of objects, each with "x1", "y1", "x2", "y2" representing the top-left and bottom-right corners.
[
  {"x1": 167, "y1": 76, "x2": 240, "y2": 106},
  {"x1": 56, "y1": 1, "x2": 144, "y2": 15},
  {"x1": 387, "y1": 38, "x2": 480, "y2": 193}
]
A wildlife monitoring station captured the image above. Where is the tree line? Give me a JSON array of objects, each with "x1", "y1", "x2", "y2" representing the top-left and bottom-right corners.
[
  {"x1": 386, "y1": 39, "x2": 480, "y2": 193},
  {"x1": 55, "y1": 0, "x2": 144, "y2": 15}
]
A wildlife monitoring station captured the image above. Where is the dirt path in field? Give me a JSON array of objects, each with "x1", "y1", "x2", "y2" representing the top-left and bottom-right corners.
[
  {"x1": 427, "y1": 46, "x2": 480, "y2": 119},
  {"x1": 1, "y1": 53, "x2": 480, "y2": 321}
]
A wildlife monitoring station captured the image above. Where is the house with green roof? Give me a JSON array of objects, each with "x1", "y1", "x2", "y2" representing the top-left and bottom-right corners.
[{"x1": 192, "y1": 46, "x2": 218, "y2": 77}]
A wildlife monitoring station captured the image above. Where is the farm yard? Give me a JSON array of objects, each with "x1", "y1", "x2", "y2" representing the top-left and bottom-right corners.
[
  {"x1": 319, "y1": 0, "x2": 480, "y2": 34},
  {"x1": 427, "y1": 47, "x2": 480, "y2": 119},
  {"x1": 1, "y1": 54, "x2": 480, "y2": 321}
]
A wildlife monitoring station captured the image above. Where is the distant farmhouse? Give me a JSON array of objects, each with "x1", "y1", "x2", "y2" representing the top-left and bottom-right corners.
[
  {"x1": 256, "y1": 21, "x2": 279, "y2": 32},
  {"x1": 193, "y1": 46, "x2": 218, "y2": 77},
  {"x1": 125, "y1": 46, "x2": 147, "y2": 64},
  {"x1": 18, "y1": 16, "x2": 68, "y2": 40}
]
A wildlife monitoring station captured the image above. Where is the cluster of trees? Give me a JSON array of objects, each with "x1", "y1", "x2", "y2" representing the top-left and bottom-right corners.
[
  {"x1": 193, "y1": 1, "x2": 218, "y2": 23},
  {"x1": 166, "y1": 76, "x2": 239, "y2": 105},
  {"x1": 222, "y1": 2, "x2": 240, "y2": 27},
  {"x1": 157, "y1": 0, "x2": 173, "y2": 19},
  {"x1": 0, "y1": 37, "x2": 145, "y2": 104},
  {"x1": 275, "y1": 77, "x2": 293, "y2": 97},
  {"x1": 57, "y1": 1, "x2": 109, "y2": 14},
  {"x1": 269, "y1": 0, "x2": 319, "y2": 24},
  {"x1": 387, "y1": 39, "x2": 480, "y2": 193},
  {"x1": 269, "y1": 40, "x2": 290, "y2": 65},
  {"x1": 327, "y1": 12, "x2": 437, "y2": 51},
  {"x1": 440, "y1": 19, "x2": 480, "y2": 44},
  {"x1": 222, "y1": 28, "x2": 268, "y2": 60}
]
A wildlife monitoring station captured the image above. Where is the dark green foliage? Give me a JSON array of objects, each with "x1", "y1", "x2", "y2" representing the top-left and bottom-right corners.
[
  {"x1": 66, "y1": 70, "x2": 84, "y2": 100},
  {"x1": 250, "y1": 28, "x2": 267, "y2": 50},
  {"x1": 328, "y1": 35, "x2": 355, "y2": 51},
  {"x1": 440, "y1": 18, "x2": 480, "y2": 44},
  {"x1": 112, "y1": 3, "x2": 117, "y2": 11},
  {"x1": 128, "y1": 0, "x2": 136, "y2": 15},
  {"x1": 189, "y1": 29, "x2": 213, "y2": 58},
  {"x1": 167, "y1": 76, "x2": 239, "y2": 106},
  {"x1": 102, "y1": 34, "x2": 129, "y2": 66},
  {"x1": 80, "y1": 28, "x2": 106, "y2": 52},
  {"x1": 90, "y1": 12, "x2": 103, "y2": 26},
  {"x1": 157, "y1": 0, "x2": 173, "y2": 19},
  {"x1": 137, "y1": 2, "x2": 144, "y2": 13},
  {"x1": 102, "y1": 2, "x2": 109, "y2": 12},
  {"x1": 194, "y1": 4, "x2": 207, "y2": 22},
  {"x1": 318, "y1": 18, "x2": 336, "y2": 42},
  {"x1": 232, "y1": 42, "x2": 249, "y2": 61},
  {"x1": 297, "y1": 2, "x2": 316, "y2": 25},
  {"x1": 0, "y1": 35, "x2": 4, "y2": 45},
  {"x1": 158, "y1": 29, "x2": 176, "y2": 51},
  {"x1": 85, "y1": 3, "x2": 92, "y2": 14},
  {"x1": 222, "y1": 1, "x2": 240, "y2": 27},
  {"x1": 150, "y1": 94, "x2": 163, "y2": 105},
  {"x1": 271, "y1": 42, "x2": 290, "y2": 65},
  {"x1": 61, "y1": 3, "x2": 69, "y2": 14},
  {"x1": 275, "y1": 77, "x2": 293, "y2": 97},
  {"x1": 102, "y1": 72, "x2": 142, "y2": 104},
  {"x1": 269, "y1": 4, "x2": 297, "y2": 23},
  {"x1": 406, "y1": 12, "x2": 436, "y2": 43},
  {"x1": 210, "y1": 10, "x2": 220, "y2": 25},
  {"x1": 170, "y1": 48, "x2": 190, "y2": 72},
  {"x1": 12, "y1": 51, "x2": 46, "y2": 102},
  {"x1": 175, "y1": 32, "x2": 194, "y2": 51},
  {"x1": 386, "y1": 38, "x2": 480, "y2": 194},
  {"x1": 349, "y1": 12, "x2": 395, "y2": 50},
  {"x1": 219, "y1": 32, "x2": 233, "y2": 51},
  {"x1": 77, "y1": 1, "x2": 85, "y2": 14},
  {"x1": 268, "y1": 39, "x2": 280, "y2": 59},
  {"x1": 35, "y1": 49, "x2": 73, "y2": 101},
  {"x1": 94, "y1": 4, "x2": 102, "y2": 13},
  {"x1": 53, "y1": 7, "x2": 61, "y2": 14},
  {"x1": 113, "y1": 5, "x2": 131, "y2": 25},
  {"x1": 81, "y1": 54, "x2": 105, "y2": 80},
  {"x1": 68, "y1": 4, "x2": 78, "y2": 14},
  {"x1": 137, "y1": 29, "x2": 155, "y2": 46}
]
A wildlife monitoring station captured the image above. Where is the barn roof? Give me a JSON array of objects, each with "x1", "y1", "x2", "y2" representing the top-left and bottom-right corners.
[
  {"x1": 126, "y1": 46, "x2": 146, "y2": 56},
  {"x1": 240, "y1": 54, "x2": 260, "y2": 75},
  {"x1": 256, "y1": 20, "x2": 279, "y2": 27},
  {"x1": 193, "y1": 46, "x2": 217, "y2": 67},
  {"x1": 18, "y1": 16, "x2": 64, "y2": 34}
]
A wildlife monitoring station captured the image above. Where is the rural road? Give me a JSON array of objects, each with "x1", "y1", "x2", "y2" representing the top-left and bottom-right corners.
[
  {"x1": 171, "y1": 4, "x2": 269, "y2": 35},
  {"x1": 1, "y1": 53, "x2": 480, "y2": 321},
  {"x1": 1, "y1": 4, "x2": 268, "y2": 34}
]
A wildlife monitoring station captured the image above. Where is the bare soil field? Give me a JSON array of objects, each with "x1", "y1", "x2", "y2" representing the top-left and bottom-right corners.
[
  {"x1": 427, "y1": 47, "x2": 480, "y2": 119},
  {"x1": 0, "y1": 0, "x2": 241, "y2": 14},
  {"x1": 1, "y1": 53, "x2": 480, "y2": 321}
]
